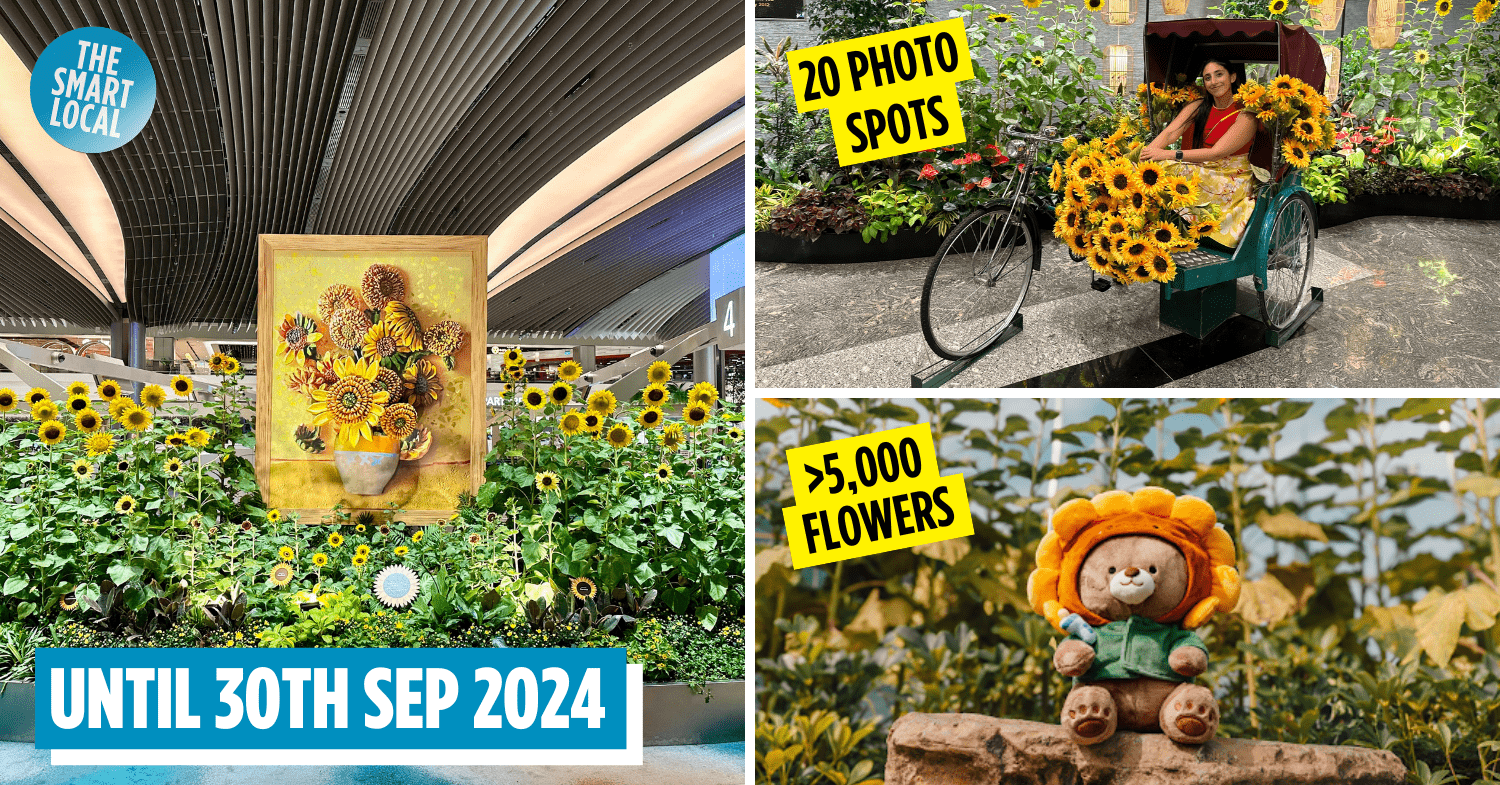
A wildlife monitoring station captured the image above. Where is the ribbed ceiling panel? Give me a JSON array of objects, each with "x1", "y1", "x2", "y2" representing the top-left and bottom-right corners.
[
  {"x1": 485, "y1": 156, "x2": 743, "y2": 337},
  {"x1": 569, "y1": 255, "x2": 708, "y2": 342},
  {"x1": 0, "y1": 219, "x2": 116, "y2": 328},
  {"x1": 193, "y1": 0, "x2": 367, "y2": 330},
  {"x1": 310, "y1": 0, "x2": 552, "y2": 234},
  {"x1": 389, "y1": 0, "x2": 742, "y2": 236},
  {"x1": 0, "y1": 0, "x2": 227, "y2": 328}
]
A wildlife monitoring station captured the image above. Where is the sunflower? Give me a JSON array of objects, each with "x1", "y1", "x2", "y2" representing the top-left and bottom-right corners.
[
  {"x1": 379, "y1": 402, "x2": 418, "y2": 439},
  {"x1": 403, "y1": 358, "x2": 444, "y2": 406},
  {"x1": 208, "y1": 354, "x2": 226, "y2": 373},
  {"x1": 1148, "y1": 251, "x2": 1178, "y2": 282},
  {"x1": 1412, "y1": 49, "x2": 1430, "y2": 65},
  {"x1": 97, "y1": 380, "x2": 121, "y2": 401},
  {"x1": 557, "y1": 360, "x2": 582, "y2": 382},
  {"x1": 60, "y1": 594, "x2": 78, "y2": 611},
  {"x1": 1477, "y1": 0, "x2": 1494, "y2": 23},
  {"x1": 1069, "y1": 156, "x2": 1100, "y2": 183},
  {"x1": 317, "y1": 283, "x2": 363, "y2": 321},
  {"x1": 351, "y1": 554, "x2": 369, "y2": 568},
  {"x1": 467, "y1": 533, "x2": 482, "y2": 545},
  {"x1": 164, "y1": 458, "x2": 183, "y2": 476},
  {"x1": 1281, "y1": 139, "x2": 1312, "y2": 169},
  {"x1": 1148, "y1": 221, "x2": 1185, "y2": 250},
  {"x1": 1135, "y1": 161, "x2": 1168, "y2": 195},
  {"x1": 536, "y1": 471, "x2": 561, "y2": 493},
  {"x1": 23, "y1": 388, "x2": 61, "y2": 418},
  {"x1": 729, "y1": 427, "x2": 744, "y2": 439},
  {"x1": 85, "y1": 432, "x2": 113, "y2": 456},
  {"x1": 312, "y1": 553, "x2": 328, "y2": 567},
  {"x1": 571, "y1": 577, "x2": 597, "y2": 601},
  {"x1": 660, "y1": 424, "x2": 685, "y2": 450},
  {"x1": 1268, "y1": 0, "x2": 1287, "y2": 13},
  {"x1": 362, "y1": 320, "x2": 402, "y2": 361},
  {"x1": 582, "y1": 412, "x2": 604, "y2": 433},
  {"x1": 681, "y1": 402, "x2": 710, "y2": 427},
  {"x1": 1103, "y1": 160, "x2": 1137, "y2": 200},
  {"x1": 559, "y1": 411, "x2": 585, "y2": 436},
  {"x1": 656, "y1": 463, "x2": 673, "y2": 483},
  {"x1": 356, "y1": 544, "x2": 371, "y2": 557},
  {"x1": 394, "y1": 545, "x2": 409, "y2": 557},
  {"x1": 139, "y1": 384, "x2": 167, "y2": 410},
  {"x1": 606, "y1": 423, "x2": 634, "y2": 448},
  {"x1": 277, "y1": 313, "x2": 323, "y2": 365},
  {"x1": 269, "y1": 509, "x2": 283, "y2": 524},
  {"x1": 410, "y1": 529, "x2": 425, "y2": 544},
  {"x1": 121, "y1": 406, "x2": 151, "y2": 432},
  {"x1": 1435, "y1": 0, "x2": 1453, "y2": 14},
  {"x1": 646, "y1": 360, "x2": 673, "y2": 384},
  {"x1": 548, "y1": 382, "x2": 572, "y2": 406},
  {"x1": 329, "y1": 532, "x2": 344, "y2": 548},
  {"x1": 523, "y1": 387, "x2": 547, "y2": 410},
  {"x1": 72, "y1": 459, "x2": 93, "y2": 479},
  {"x1": 688, "y1": 382, "x2": 719, "y2": 408},
  {"x1": 106, "y1": 399, "x2": 131, "y2": 422},
  {"x1": 1191, "y1": 216, "x2": 1221, "y2": 237},
  {"x1": 506, "y1": 365, "x2": 526, "y2": 381},
  {"x1": 116, "y1": 459, "x2": 130, "y2": 473},
  {"x1": 1086, "y1": 243, "x2": 1114, "y2": 276},
  {"x1": 587, "y1": 389, "x2": 617, "y2": 416},
  {"x1": 186, "y1": 427, "x2": 211, "y2": 448},
  {"x1": 0, "y1": 388, "x2": 14, "y2": 412},
  {"x1": 269, "y1": 563, "x2": 295, "y2": 586},
  {"x1": 223, "y1": 356, "x2": 241, "y2": 375},
  {"x1": 422, "y1": 320, "x2": 465, "y2": 357},
  {"x1": 1293, "y1": 118, "x2": 1320, "y2": 144},
  {"x1": 1064, "y1": 181, "x2": 1090, "y2": 207},
  {"x1": 63, "y1": 380, "x2": 89, "y2": 398},
  {"x1": 1086, "y1": 0, "x2": 1104, "y2": 11},
  {"x1": 1130, "y1": 264, "x2": 1154, "y2": 284},
  {"x1": 989, "y1": 11, "x2": 1012, "y2": 22},
  {"x1": 328, "y1": 308, "x2": 373, "y2": 351},
  {"x1": 310, "y1": 356, "x2": 390, "y2": 447},
  {"x1": 503, "y1": 347, "x2": 525, "y2": 366},
  {"x1": 637, "y1": 407, "x2": 665, "y2": 429},
  {"x1": 279, "y1": 545, "x2": 296, "y2": 561},
  {"x1": 1067, "y1": 231, "x2": 1094, "y2": 259},
  {"x1": 64, "y1": 395, "x2": 90, "y2": 416},
  {"x1": 1102, "y1": 213, "x2": 1130, "y2": 238},
  {"x1": 1031, "y1": 55, "x2": 1046, "y2": 68},
  {"x1": 1118, "y1": 239, "x2": 1155, "y2": 268},
  {"x1": 361, "y1": 264, "x2": 406, "y2": 309},
  {"x1": 163, "y1": 431, "x2": 185, "y2": 448},
  {"x1": 1167, "y1": 176, "x2": 1199, "y2": 206},
  {"x1": 642, "y1": 383, "x2": 670, "y2": 407},
  {"x1": 115, "y1": 495, "x2": 137, "y2": 515},
  {"x1": 170, "y1": 375, "x2": 194, "y2": 397}
]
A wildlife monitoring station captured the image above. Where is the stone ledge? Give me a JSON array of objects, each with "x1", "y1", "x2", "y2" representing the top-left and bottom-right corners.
[{"x1": 886, "y1": 714, "x2": 1407, "y2": 785}]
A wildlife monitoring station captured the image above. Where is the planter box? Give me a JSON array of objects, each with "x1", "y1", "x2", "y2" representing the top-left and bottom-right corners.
[
  {"x1": 0, "y1": 681, "x2": 34, "y2": 743},
  {"x1": 755, "y1": 228, "x2": 943, "y2": 264},
  {"x1": 643, "y1": 680, "x2": 744, "y2": 746},
  {"x1": 1318, "y1": 192, "x2": 1500, "y2": 228}
]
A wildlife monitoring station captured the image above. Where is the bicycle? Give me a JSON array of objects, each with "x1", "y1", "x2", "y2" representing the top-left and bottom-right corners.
[{"x1": 919, "y1": 125, "x2": 1062, "y2": 362}]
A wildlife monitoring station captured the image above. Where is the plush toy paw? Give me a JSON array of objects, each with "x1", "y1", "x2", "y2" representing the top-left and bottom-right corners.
[
  {"x1": 1160, "y1": 683, "x2": 1218, "y2": 744},
  {"x1": 1062, "y1": 685, "x2": 1118, "y2": 745},
  {"x1": 1054, "y1": 638, "x2": 1096, "y2": 677}
]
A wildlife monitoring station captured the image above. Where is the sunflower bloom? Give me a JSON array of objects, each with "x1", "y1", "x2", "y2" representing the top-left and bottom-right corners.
[
  {"x1": 115, "y1": 495, "x2": 137, "y2": 515},
  {"x1": 571, "y1": 577, "x2": 597, "y2": 601},
  {"x1": 279, "y1": 546, "x2": 296, "y2": 561},
  {"x1": 269, "y1": 563, "x2": 294, "y2": 587},
  {"x1": 164, "y1": 458, "x2": 184, "y2": 476},
  {"x1": 0, "y1": 388, "x2": 15, "y2": 412},
  {"x1": 171, "y1": 375, "x2": 194, "y2": 397},
  {"x1": 362, "y1": 319, "x2": 402, "y2": 361},
  {"x1": 536, "y1": 471, "x2": 561, "y2": 493},
  {"x1": 278, "y1": 313, "x2": 323, "y2": 364},
  {"x1": 646, "y1": 360, "x2": 673, "y2": 384},
  {"x1": 524, "y1": 387, "x2": 547, "y2": 410},
  {"x1": 559, "y1": 411, "x2": 584, "y2": 436},
  {"x1": 1148, "y1": 251, "x2": 1178, "y2": 282},
  {"x1": 31, "y1": 400, "x2": 59, "y2": 423},
  {"x1": 379, "y1": 402, "x2": 418, "y2": 439},
  {"x1": 121, "y1": 406, "x2": 152, "y2": 432},
  {"x1": 655, "y1": 463, "x2": 673, "y2": 483},
  {"x1": 402, "y1": 358, "x2": 444, "y2": 407},
  {"x1": 587, "y1": 389, "x2": 616, "y2": 417},
  {"x1": 312, "y1": 553, "x2": 328, "y2": 568},
  {"x1": 86, "y1": 432, "x2": 114, "y2": 456},
  {"x1": 140, "y1": 384, "x2": 167, "y2": 409},
  {"x1": 329, "y1": 532, "x2": 344, "y2": 548},
  {"x1": 660, "y1": 424, "x2": 685, "y2": 450},
  {"x1": 1281, "y1": 139, "x2": 1311, "y2": 169},
  {"x1": 548, "y1": 382, "x2": 572, "y2": 406},
  {"x1": 683, "y1": 402, "x2": 711, "y2": 427},
  {"x1": 643, "y1": 383, "x2": 670, "y2": 407},
  {"x1": 97, "y1": 380, "x2": 121, "y2": 401},
  {"x1": 582, "y1": 412, "x2": 604, "y2": 433},
  {"x1": 637, "y1": 407, "x2": 664, "y2": 429},
  {"x1": 394, "y1": 545, "x2": 409, "y2": 557},
  {"x1": 66, "y1": 394, "x2": 91, "y2": 414},
  {"x1": 688, "y1": 382, "x2": 718, "y2": 408},
  {"x1": 71, "y1": 459, "x2": 93, "y2": 479},
  {"x1": 503, "y1": 347, "x2": 525, "y2": 366},
  {"x1": 605, "y1": 423, "x2": 633, "y2": 448},
  {"x1": 186, "y1": 427, "x2": 211, "y2": 448},
  {"x1": 309, "y1": 355, "x2": 389, "y2": 448},
  {"x1": 557, "y1": 360, "x2": 582, "y2": 382}
]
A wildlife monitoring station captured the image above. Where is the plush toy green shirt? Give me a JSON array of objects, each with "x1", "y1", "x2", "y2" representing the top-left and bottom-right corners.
[{"x1": 1076, "y1": 616, "x2": 1207, "y2": 684}]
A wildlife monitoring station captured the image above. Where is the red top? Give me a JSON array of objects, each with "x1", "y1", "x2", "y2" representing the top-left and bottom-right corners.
[{"x1": 1184, "y1": 99, "x2": 1253, "y2": 156}]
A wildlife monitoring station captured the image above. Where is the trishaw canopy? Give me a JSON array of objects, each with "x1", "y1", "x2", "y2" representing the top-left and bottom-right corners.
[{"x1": 1143, "y1": 19, "x2": 1327, "y2": 91}]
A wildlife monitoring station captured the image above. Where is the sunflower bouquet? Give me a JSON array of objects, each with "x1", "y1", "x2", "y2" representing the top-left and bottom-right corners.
[
  {"x1": 278, "y1": 264, "x2": 466, "y2": 460},
  {"x1": 1137, "y1": 82, "x2": 1206, "y2": 130},
  {"x1": 1050, "y1": 116, "x2": 1225, "y2": 285},
  {"x1": 1234, "y1": 75, "x2": 1336, "y2": 170}
]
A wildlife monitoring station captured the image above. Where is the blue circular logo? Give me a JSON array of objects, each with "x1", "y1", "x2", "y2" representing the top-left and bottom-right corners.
[{"x1": 29, "y1": 27, "x2": 156, "y2": 153}]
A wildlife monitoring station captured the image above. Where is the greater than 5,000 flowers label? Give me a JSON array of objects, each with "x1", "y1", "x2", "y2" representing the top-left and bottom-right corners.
[{"x1": 782, "y1": 423, "x2": 973, "y2": 569}]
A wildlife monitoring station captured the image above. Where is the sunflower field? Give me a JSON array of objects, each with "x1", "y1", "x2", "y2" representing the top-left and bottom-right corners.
[{"x1": 756, "y1": 397, "x2": 1500, "y2": 785}]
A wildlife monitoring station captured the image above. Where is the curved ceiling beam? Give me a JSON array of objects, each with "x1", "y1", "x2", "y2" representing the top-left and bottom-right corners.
[
  {"x1": 485, "y1": 47, "x2": 744, "y2": 282},
  {"x1": 0, "y1": 36, "x2": 125, "y2": 304},
  {"x1": 0, "y1": 219, "x2": 116, "y2": 329},
  {"x1": 0, "y1": 155, "x2": 113, "y2": 305}
]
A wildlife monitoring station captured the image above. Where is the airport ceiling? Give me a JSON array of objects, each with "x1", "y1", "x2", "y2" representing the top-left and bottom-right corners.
[{"x1": 0, "y1": 0, "x2": 744, "y2": 341}]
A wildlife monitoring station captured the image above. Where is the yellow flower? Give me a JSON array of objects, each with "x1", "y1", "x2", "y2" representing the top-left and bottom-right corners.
[
  {"x1": 379, "y1": 402, "x2": 418, "y2": 439},
  {"x1": 688, "y1": 382, "x2": 718, "y2": 408},
  {"x1": 1412, "y1": 49, "x2": 1430, "y2": 65},
  {"x1": 170, "y1": 375, "x2": 194, "y2": 397},
  {"x1": 503, "y1": 347, "x2": 525, "y2": 366},
  {"x1": 1166, "y1": 176, "x2": 1199, "y2": 206},
  {"x1": 186, "y1": 427, "x2": 211, "y2": 448},
  {"x1": 279, "y1": 545, "x2": 296, "y2": 561},
  {"x1": 62, "y1": 396, "x2": 90, "y2": 417},
  {"x1": 0, "y1": 388, "x2": 15, "y2": 412},
  {"x1": 655, "y1": 463, "x2": 673, "y2": 483},
  {"x1": 268, "y1": 509, "x2": 282, "y2": 524},
  {"x1": 660, "y1": 424, "x2": 685, "y2": 450},
  {"x1": 1135, "y1": 161, "x2": 1168, "y2": 196},
  {"x1": 637, "y1": 407, "x2": 664, "y2": 430},
  {"x1": 1085, "y1": 0, "x2": 1104, "y2": 11},
  {"x1": 269, "y1": 563, "x2": 294, "y2": 586},
  {"x1": 71, "y1": 459, "x2": 93, "y2": 479},
  {"x1": 72, "y1": 408, "x2": 102, "y2": 432},
  {"x1": 329, "y1": 532, "x2": 344, "y2": 548},
  {"x1": 606, "y1": 423, "x2": 633, "y2": 448},
  {"x1": 380, "y1": 301, "x2": 424, "y2": 352},
  {"x1": 557, "y1": 360, "x2": 582, "y2": 382},
  {"x1": 223, "y1": 356, "x2": 241, "y2": 375},
  {"x1": 1148, "y1": 250, "x2": 1178, "y2": 282},
  {"x1": 559, "y1": 411, "x2": 584, "y2": 436},
  {"x1": 66, "y1": 381, "x2": 90, "y2": 398},
  {"x1": 362, "y1": 319, "x2": 402, "y2": 360},
  {"x1": 536, "y1": 471, "x2": 561, "y2": 493},
  {"x1": 115, "y1": 495, "x2": 137, "y2": 515},
  {"x1": 312, "y1": 553, "x2": 328, "y2": 567},
  {"x1": 990, "y1": 11, "x2": 1012, "y2": 22},
  {"x1": 586, "y1": 389, "x2": 617, "y2": 417},
  {"x1": 352, "y1": 554, "x2": 368, "y2": 567},
  {"x1": 523, "y1": 387, "x2": 547, "y2": 410},
  {"x1": 309, "y1": 355, "x2": 389, "y2": 447},
  {"x1": 1282, "y1": 139, "x2": 1312, "y2": 169},
  {"x1": 139, "y1": 384, "x2": 166, "y2": 410},
  {"x1": 402, "y1": 358, "x2": 444, "y2": 406},
  {"x1": 164, "y1": 458, "x2": 184, "y2": 476},
  {"x1": 411, "y1": 530, "x2": 424, "y2": 543},
  {"x1": 85, "y1": 432, "x2": 114, "y2": 456},
  {"x1": 1476, "y1": 0, "x2": 1494, "y2": 23},
  {"x1": 97, "y1": 380, "x2": 121, "y2": 401},
  {"x1": 571, "y1": 577, "x2": 597, "y2": 601},
  {"x1": 1268, "y1": 0, "x2": 1287, "y2": 13},
  {"x1": 548, "y1": 382, "x2": 572, "y2": 406},
  {"x1": 642, "y1": 383, "x2": 670, "y2": 407},
  {"x1": 646, "y1": 360, "x2": 672, "y2": 384},
  {"x1": 1031, "y1": 55, "x2": 1046, "y2": 68},
  {"x1": 121, "y1": 406, "x2": 151, "y2": 432},
  {"x1": 683, "y1": 402, "x2": 711, "y2": 427},
  {"x1": 582, "y1": 412, "x2": 604, "y2": 433},
  {"x1": 31, "y1": 400, "x2": 59, "y2": 423},
  {"x1": 394, "y1": 545, "x2": 409, "y2": 557},
  {"x1": 1102, "y1": 160, "x2": 1137, "y2": 200}
]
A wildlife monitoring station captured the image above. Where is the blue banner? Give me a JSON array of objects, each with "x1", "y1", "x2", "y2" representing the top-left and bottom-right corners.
[{"x1": 36, "y1": 648, "x2": 639, "y2": 764}]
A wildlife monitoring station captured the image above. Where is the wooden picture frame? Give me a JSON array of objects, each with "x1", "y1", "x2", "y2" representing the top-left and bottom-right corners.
[{"x1": 256, "y1": 235, "x2": 487, "y2": 526}]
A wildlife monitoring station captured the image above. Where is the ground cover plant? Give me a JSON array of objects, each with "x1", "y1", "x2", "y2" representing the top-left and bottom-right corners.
[
  {"x1": 0, "y1": 356, "x2": 746, "y2": 688},
  {"x1": 755, "y1": 398, "x2": 1500, "y2": 785}
]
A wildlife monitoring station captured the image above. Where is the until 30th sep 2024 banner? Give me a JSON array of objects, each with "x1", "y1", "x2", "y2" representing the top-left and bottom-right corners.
[
  {"x1": 785, "y1": 18, "x2": 976, "y2": 167},
  {"x1": 781, "y1": 423, "x2": 974, "y2": 569}
]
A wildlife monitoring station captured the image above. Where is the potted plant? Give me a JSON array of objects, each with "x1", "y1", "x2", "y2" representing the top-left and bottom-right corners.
[{"x1": 0, "y1": 622, "x2": 44, "y2": 742}]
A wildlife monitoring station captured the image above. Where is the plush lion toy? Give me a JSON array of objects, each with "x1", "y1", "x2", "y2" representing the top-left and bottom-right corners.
[{"x1": 1026, "y1": 487, "x2": 1240, "y2": 745}]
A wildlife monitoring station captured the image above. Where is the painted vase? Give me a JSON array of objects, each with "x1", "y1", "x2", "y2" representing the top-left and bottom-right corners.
[{"x1": 334, "y1": 432, "x2": 401, "y2": 495}]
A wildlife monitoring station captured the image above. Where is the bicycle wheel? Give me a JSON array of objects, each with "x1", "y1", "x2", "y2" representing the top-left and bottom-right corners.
[
  {"x1": 1258, "y1": 191, "x2": 1315, "y2": 331},
  {"x1": 920, "y1": 205, "x2": 1038, "y2": 361}
]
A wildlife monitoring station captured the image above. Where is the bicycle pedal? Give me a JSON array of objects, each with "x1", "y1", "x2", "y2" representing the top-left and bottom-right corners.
[{"x1": 1091, "y1": 277, "x2": 1112, "y2": 292}]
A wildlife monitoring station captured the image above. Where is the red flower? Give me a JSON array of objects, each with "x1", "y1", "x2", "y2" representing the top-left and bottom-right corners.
[
  {"x1": 979, "y1": 176, "x2": 993, "y2": 188},
  {"x1": 1351, "y1": 132, "x2": 1365, "y2": 145},
  {"x1": 951, "y1": 158, "x2": 967, "y2": 166},
  {"x1": 919, "y1": 163, "x2": 939, "y2": 180},
  {"x1": 963, "y1": 182, "x2": 977, "y2": 191},
  {"x1": 994, "y1": 154, "x2": 1011, "y2": 165},
  {"x1": 1341, "y1": 111, "x2": 1355, "y2": 117}
]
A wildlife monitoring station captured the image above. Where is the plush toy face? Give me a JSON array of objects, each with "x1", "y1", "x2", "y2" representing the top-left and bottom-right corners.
[{"x1": 1077, "y1": 535, "x2": 1188, "y2": 622}]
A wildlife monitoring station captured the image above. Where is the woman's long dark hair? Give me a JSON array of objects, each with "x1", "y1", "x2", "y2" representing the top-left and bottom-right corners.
[{"x1": 1188, "y1": 58, "x2": 1247, "y2": 150}]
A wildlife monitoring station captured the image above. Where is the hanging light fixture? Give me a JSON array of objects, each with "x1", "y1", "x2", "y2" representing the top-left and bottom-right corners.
[
  {"x1": 1162, "y1": 0, "x2": 1188, "y2": 15},
  {"x1": 1311, "y1": 0, "x2": 1347, "y2": 30},
  {"x1": 1105, "y1": 45, "x2": 1132, "y2": 91},
  {"x1": 1368, "y1": 0, "x2": 1405, "y2": 49},
  {"x1": 1321, "y1": 45, "x2": 1342, "y2": 99},
  {"x1": 1104, "y1": 0, "x2": 1137, "y2": 26}
]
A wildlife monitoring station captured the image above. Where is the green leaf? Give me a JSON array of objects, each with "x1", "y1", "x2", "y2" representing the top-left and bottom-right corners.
[
  {"x1": 1256, "y1": 511, "x2": 1328, "y2": 542},
  {"x1": 660, "y1": 526, "x2": 685, "y2": 548},
  {"x1": 1455, "y1": 475, "x2": 1500, "y2": 499},
  {"x1": 107, "y1": 563, "x2": 143, "y2": 586},
  {"x1": 695, "y1": 604, "x2": 719, "y2": 630},
  {"x1": 1413, "y1": 587, "x2": 1467, "y2": 668},
  {"x1": 1, "y1": 576, "x2": 28, "y2": 595}
]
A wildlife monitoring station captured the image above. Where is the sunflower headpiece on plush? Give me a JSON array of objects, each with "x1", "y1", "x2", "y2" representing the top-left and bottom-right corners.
[{"x1": 1027, "y1": 486, "x2": 1240, "y2": 632}]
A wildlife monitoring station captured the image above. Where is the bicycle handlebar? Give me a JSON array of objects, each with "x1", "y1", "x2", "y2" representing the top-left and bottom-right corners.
[{"x1": 1003, "y1": 125, "x2": 1063, "y2": 144}]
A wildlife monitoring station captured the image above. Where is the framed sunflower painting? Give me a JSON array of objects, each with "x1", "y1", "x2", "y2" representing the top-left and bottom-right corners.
[{"x1": 256, "y1": 236, "x2": 487, "y2": 525}]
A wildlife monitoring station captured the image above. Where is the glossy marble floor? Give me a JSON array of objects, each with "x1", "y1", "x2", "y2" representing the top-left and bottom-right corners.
[{"x1": 755, "y1": 216, "x2": 1500, "y2": 388}]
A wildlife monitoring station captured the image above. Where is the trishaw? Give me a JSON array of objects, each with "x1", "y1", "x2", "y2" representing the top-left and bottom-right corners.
[{"x1": 917, "y1": 19, "x2": 1328, "y2": 371}]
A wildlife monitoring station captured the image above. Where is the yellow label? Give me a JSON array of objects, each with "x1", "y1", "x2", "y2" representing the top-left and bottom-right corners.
[
  {"x1": 786, "y1": 18, "x2": 974, "y2": 113},
  {"x1": 783, "y1": 424, "x2": 973, "y2": 569},
  {"x1": 785, "y1": 18, "x2": 975, "y2": 167}
]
